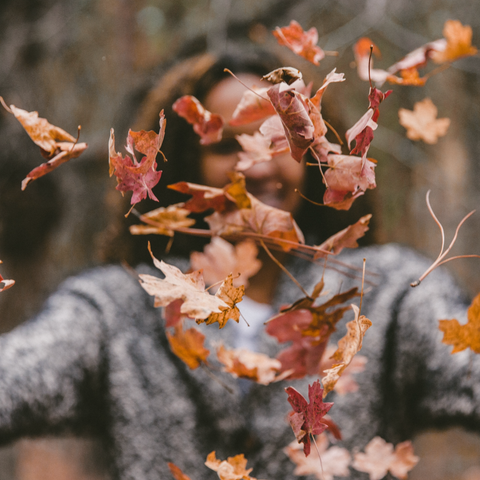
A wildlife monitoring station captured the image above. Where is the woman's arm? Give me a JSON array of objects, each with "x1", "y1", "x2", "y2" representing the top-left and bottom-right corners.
[{"x1": 0, "y1": 286, "x2": 106, "y2": 442}]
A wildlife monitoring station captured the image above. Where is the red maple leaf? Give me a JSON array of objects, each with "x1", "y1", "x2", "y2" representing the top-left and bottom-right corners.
[
  {"x1": 285, "y1": 380, "x2": 334, "y2": 456},
  {"x1": 172, "y1": 95, "x2": 224, "y2": 145},
  {"x1": 109, "y1": 111, "x2": 165, "y2": 205}
]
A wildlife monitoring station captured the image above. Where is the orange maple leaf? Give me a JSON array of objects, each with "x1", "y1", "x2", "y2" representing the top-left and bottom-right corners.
[
  {"x1": 166, "y1": 324, "x2": 210, "y2": 369},
  {"x1": 398, "y1": 98, "x2": 450, "y2": 144},
  {"x1": 205, "y1": 451, "x2": 257, "y2": 480},
  {"x1": 0, "y1": 97, "x2": 88, "y2": 190},
  {"x1": 432, "y1": 20, "x2": 478, "y2": 64},
  {"x1": 352, "y1": 437, "x2": 419, "y2": 480},
  {"x1": 439, "y1": 293, "x2": 480, "y2": 354}
]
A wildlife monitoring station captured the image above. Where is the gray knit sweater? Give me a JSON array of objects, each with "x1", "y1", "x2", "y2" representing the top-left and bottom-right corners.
[{"x1": 0, "y1": 244, "x2": 478, "y2": 480}]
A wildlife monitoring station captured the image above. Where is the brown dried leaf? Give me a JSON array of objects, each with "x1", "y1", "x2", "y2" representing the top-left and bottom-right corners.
[
  {"x1": 190, "y1": 237, "x2": 261, "y2": 289},
  {"x1": 205, "y1": 452, "x2": 257, "y2": 480},
  {"x1": 216, "y1": 345, "x2": 286, "y2": 385},
  {"x1": 321, "y1": 305, "x2": 372, "y2": 397},
  {"x1": 130, "y1": 204, "x2": 195, "y2": 236},
  {"x1": 0, "y1": 98, "x2": 88, "y2": 190}
]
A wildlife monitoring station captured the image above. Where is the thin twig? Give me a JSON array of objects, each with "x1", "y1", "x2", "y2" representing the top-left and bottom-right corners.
[
  {"x1": 259, "y1": 239, "x2": 311, "y2": 299},
  {"x1": 311, "y1": 435, "x2": 324, "y2": 480},
  {"x1": 224, "y1": 68, "x2": 270, "y2": 102},
  {"x1": 200, "y1": 364, "x2": 234, "y2": 394}
]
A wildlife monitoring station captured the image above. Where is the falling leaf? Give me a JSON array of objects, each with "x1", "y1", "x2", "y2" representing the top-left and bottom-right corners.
[
  {"x1": 319, "y1": 345, "x2": 367, "y2": 395},
  {"x1": 129, "y1": 204, "x2": 195, "y2": 236},
  {"x1": 109, "y1": 112, "x2": 165, "y2": 205},
  {"x1": 172, "y1": 95, "x2": 224, "y2": 145},
  {"x1": 170, "y1": 173, "x2": 304, "y2": 251},
  {"x1": 314, "y1": 214, "x2": 372, "y2": 258},
  {"x1": 346, "y1": 87, "x2": 391, "y2": 160},
  {"x1": 0, "y1": 261, "x2": 14, "y2": 293},
  {"x1": 273, "y1": 21, "x2": 326, "y2": 65},
  {"x1": 229, "y1": 86, "x2": 276, "y2": 126},
  {"x1": 139, "y1": 246, "x2": 243, "y2": 328},
  {"x1": 284, "y1": 433, "x2": 351, "y2": 480},
  {"x1": 235, "y1": 132, "x2": 274, "y2": 171},
  {"x1": 167, "y1": 462, "x2": 193, "y2": 480},
  {"x1": 262, "y1": 67, "x2": 302, "y2": 85},
  {"x1": 0, "y1": 97, "x2": 88, "y2": 190},
  {"x1": 352, "y1": 437, "x2": 419, "y2": 480},
  {"x1": 323, "y1": 155, "x2": 377, "y2": 211},
  {"x1": 205, "y1": 451, "x2": 257, "y2": 480},
  {"x1": 216, "y1": 345, "x2": 288, "y2": 385},
  {"x1": 202, "y1": 274, "x2": 245, "y2": 328},
  {"x1": 190, "y1": 237, "x2": 261, "y2": 289},
  {"x1": 398, "y1": 98, "x2": 450, "y2": 144},
  {"x1": 267, "y1": 83, "x2": 315, "y2": 162},
  {"x1": 431, "y1": 20, "x2": 478, "y2": 64},
  {"x1": 321, "y1": 304, "x2": 372, "y2": 397},
  {"x1": 266, "y1": 281, "x2": 359, "y2": 379},
  {"x1": 285, "y1": 380, "x2": 334, "y2": 456},
  {"x1": 439, "y1": 292, "x2": 480, "y2": 354},
  {"x1": 166, "y1": 324, "x2": 210, "y2": 369}
]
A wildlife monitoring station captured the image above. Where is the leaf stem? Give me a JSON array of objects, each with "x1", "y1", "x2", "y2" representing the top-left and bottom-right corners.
[
  {"x1": 259, "y1": 239, "x2": 312, "y2": 299},
  {"x1": 311, "y1": 435, "x2": 324, "y2": 479}
]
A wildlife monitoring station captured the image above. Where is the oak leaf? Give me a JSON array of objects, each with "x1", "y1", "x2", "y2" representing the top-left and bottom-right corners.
[
  {"x1": 129, "y1": 204, "x2": 195, "y2": 236},
  {"x1": 352, "y1": 437, "x2": 419, "y2": 480},
  {"x1": 273, "y1": 21, "x2": 326, "y2": 65},
  {"x1": 439, "y1": 293, "x2": 480, "y2": 354},
  {"x1": 172, "y1": 95, "x2": 224, "y2": 145},
  {"x1": 398, "y1": 98, "x2": 450, "y2": 144},
  {"x1": 284, "y1": 433, "x2": 351, "y2": 480},
  {"x1": 321, "y1": 304, "x2": 372, "y2": 397},
  {"x1": 190, "y1": 237, "x2": 261, "y2": 289},
  {"x1": 166, "y1": 324, "x2": 210, "y2": 369},
  {"x1": 205, "y1": 452, "x2": 257, "y2": 480},
  {"x1": 285, "y1": 380, "x2": 334, "y2": 456},
  {"x1": 0, "y1": 98, "x2": 88, "y2": 190}
]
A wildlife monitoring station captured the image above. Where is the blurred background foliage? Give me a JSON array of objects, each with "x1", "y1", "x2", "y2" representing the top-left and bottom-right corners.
[{"x1": 0, "y1": 1, "x2": 479, "y2": 479}]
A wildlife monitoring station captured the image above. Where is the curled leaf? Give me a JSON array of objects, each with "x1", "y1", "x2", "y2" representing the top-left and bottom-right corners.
[
  {"x1": 205, "y1": 452, "x2": 257, "y2": 480},
  {"x1": 0, "y1": 98, "x2": 88, "y2": 190},
  {"x1": 273, "y1": 21, "x2": 327, "y2": 65},
  {"x1": 172, "y1": 95, "x2": 224, "y2": 145}
]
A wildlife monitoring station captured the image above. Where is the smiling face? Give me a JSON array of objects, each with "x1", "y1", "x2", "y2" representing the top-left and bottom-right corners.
[{"x1": 200, "y1": 74, "x2": 305, "y2": 214}]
